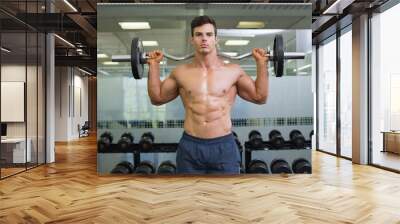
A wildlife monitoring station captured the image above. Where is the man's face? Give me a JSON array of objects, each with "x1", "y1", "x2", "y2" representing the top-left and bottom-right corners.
[{"x1": 191, "y1": 23, "x2": 218, "y2": 55}]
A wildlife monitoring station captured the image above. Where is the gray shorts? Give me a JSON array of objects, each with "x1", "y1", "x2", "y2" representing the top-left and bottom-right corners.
[{"x1": 176, "y1": 131, "x2": 241, "y2": 174}]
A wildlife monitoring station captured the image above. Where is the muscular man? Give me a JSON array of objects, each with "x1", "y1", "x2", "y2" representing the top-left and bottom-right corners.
[{"x1": 147, "y1": 16, "x2": 269, "y2": 174}]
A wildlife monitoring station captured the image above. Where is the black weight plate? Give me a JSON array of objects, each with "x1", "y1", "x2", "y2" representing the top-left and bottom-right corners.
[
  {"x1": 271, "y1": 159, "x2": 291, "y2": 174},
  {"x1": 248, "y1": 130, "x2": 261, "y2": 140},
  {"x1": 273, "y1": 35, "x2": 284, "y2": 77},
  {"x1": 292, "y1": 158, "x2": 311, "y2": 174},
  {"x1": 289, "y1": 130, "x2": 302, "y2": 140},
  {"x1": 268, "y1": 129, "x2": 281, "y2": 140},
  {"x1": 131, "y1": 38, "x2": 144, "y2": 79}
]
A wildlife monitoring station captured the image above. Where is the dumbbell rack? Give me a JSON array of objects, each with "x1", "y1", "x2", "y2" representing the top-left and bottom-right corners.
[
  {"x1": 98, "y1": 143, "x2": 178, "y2": 174},
  {"x1": 244, "y1": 140, "x2": 311, "y2": 151},
  {"x1": 97, "y1": 143, "x2": 178, "y2": 153},
  {"x1": 135, "y1": 145, "x2": 177, "y2": 173},
  {"x1": 101, "y1": 136, "x2": 313, "y2": 174},
  {"x1": 244, "y1": 140, "x2": 311, "y2": 174}
]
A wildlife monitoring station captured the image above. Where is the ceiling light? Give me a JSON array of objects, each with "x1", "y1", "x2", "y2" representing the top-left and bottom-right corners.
[
  {"x1": 97, "y1": 53, "x2": 108, "y2": 58},
  {"x1": 218, "y1": 29, "x2": 284, "y2": 37},
  {"x1": 63, "y1": 0, "x2": 78, "y2": 12},
  {"x1": 76, "y1": 49, "x2": 83, "y2": 52},
  {"x1": 142, "y1": 41, "x2": 158, "y2": 47},
  {"x1": 98, "y1": 70, "x2": 110, "y2": 76},
  {"x1": 78, "y1": 67, "x2": 92, "y2": 76},
  {"x1": 237, "y1": 21, "x2": 265, "y2": 29},
  {"x1": 323, "y1": 0, "x2": 352, "y2": 15},
  {"x1": 103, "y1": 61, "x2": 119, "y2": 65},
  {"x1": 225, "y1": 40, "x2": 249, "y2": 46},
  {"x1": 224, "y1": 60, "x2": 230, "y2": 64},
  {"x1": 54, "y1": 34, "x2": 75, "y2": 48},
  {"x1": 297, "y1": 64, "x2": 311, "y2": 71},
  {"x1": 118, "y1": 22, "x2": 151, "y2": 30},
  {"x1": 1, "y1": 47, "x2": 11, "y2": 53},
  {"x1": 222, "y1": 52, "x2": 238, "y2": 57}
]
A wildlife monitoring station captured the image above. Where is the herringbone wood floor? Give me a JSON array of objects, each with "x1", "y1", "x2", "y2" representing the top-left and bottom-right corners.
[{"x1": 1, "y1": 134, "x2": 400, "y2": 224}]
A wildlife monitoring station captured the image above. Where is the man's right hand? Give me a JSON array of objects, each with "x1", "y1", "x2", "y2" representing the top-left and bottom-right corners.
[{"x1": 147, "y1": 50, "x2": 164, "y2": 65}]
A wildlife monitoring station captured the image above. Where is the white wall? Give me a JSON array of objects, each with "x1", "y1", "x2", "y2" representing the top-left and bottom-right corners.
[
  {"x1": 54, "y1": 67, "x2": 89, "y2": 141},
  {"x1": 1, "y1": 65, "x2": 37, "y2": 138}
]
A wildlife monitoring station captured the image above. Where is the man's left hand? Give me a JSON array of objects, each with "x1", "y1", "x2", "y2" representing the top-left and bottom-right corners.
[{"x1": 252, "y1": 48, "x2": 268, "y2": 64}]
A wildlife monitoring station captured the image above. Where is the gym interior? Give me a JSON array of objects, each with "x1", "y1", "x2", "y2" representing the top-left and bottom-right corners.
[{"x1": 0, "y1": 0, "x2": 400, "y2": 223}]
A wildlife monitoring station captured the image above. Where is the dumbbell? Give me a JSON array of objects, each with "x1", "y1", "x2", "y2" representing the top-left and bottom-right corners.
[
  {"x1": 134, "y1": 161, "x2": 155, "y2": 174},
  {"x1": 98, "y1": 132, "x2": 113, "y2": 151},
  {"x1": 111, "y1": 161, "x2": 135, "y2": 174},
  {"x1": 117, "y1": 132, "x2": 134, "y2": 150},
  {"x1": 157, "y1": 160, "x2": 176, "y2": 174},
  {"x1": 248, "y1": 130, "x2": 263, "y2": 148},
  {"x1": 289, "y1": 130, "x2": 306, "y2": 148},
  {"x1": 139, "y1": 132, "x2": 155, "y2": 150},
  {"x1": 268, "y1": 130, "x2": 285, "y2": 149},
  {"x1": 270, "y1": 159, "x2": 292, "y2": 174},
  {"x1": 247, "y1": 159, "x2": 269, "y2": 174},
  {"x1": 292, "y1": 158, "x2": 312, "y2": 174},
  {"x1": 112, "y1": 35, "x2": 306, "y2": 79}
]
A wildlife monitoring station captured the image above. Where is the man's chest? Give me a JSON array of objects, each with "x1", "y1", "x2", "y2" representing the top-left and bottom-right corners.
[{"x1": 175, "y1": 68, "x2": 238, "y2": 95}]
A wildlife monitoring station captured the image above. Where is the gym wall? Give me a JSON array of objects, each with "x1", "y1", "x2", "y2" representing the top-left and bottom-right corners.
[
  {"x1": 54, "y1": 67, "x2": 89, "y2": 141},
  {"x1": 97, "y1": 3, "x2": 313, "y2": 175}
]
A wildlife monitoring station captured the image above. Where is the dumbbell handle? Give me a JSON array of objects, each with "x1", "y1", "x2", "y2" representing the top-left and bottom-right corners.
[{"x1": 112, "y1": 51, "x2": 305, "y2": 63}]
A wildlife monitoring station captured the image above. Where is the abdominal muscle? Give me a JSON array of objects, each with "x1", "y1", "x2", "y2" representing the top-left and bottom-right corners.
[{"x1": 182, "y1": 90, "x2": 234, "y2": 139}]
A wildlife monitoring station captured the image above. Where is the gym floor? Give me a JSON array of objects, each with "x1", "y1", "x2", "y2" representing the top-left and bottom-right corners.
[
  {"x1": 0, "y1": 134, "x2": 399, "y2": 223},
  {"x1": 372, "y1": 151, "x2": 400, "y2": 171}
]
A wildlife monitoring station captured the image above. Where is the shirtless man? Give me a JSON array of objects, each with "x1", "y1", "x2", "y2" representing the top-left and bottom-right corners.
[{"x1": 147, "y1": 16, "x2": 268, "y2": 174}]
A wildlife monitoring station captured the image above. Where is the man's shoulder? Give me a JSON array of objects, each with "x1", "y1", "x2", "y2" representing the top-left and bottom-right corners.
[
  {"x1": 224, "y1": 63, "x2": 244, "y2": 75},
  {"x1": 224, "y1": 63, "x2": 241, "y2": 69},
  {"x1": 172, "y1": 63, "x2": 191, "y2": 72},
  {"x1": 171, "y1": 63, "x2": 191, "y2": 76},
  {"x1": 174, "y1": 63, "x2": 190, "y2": 70}
]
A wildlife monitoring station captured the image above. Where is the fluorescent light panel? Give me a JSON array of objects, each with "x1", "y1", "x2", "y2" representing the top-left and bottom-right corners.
[
  {"x1": 298, "y1": 64, "x2": 311, "y2": 71},
  {"x1": 222, "y1": 52, "x2": 238, "y2": 57},
  {"x1": 218, "y1": 29, "x2": 284, "y2": 37},
  {"x1": 142, "y1": 41, "x2": 158, "y2": 47},
  {"x1": 54, "y1": 34, "x2": 75, "y2": 48},
  {"x1": 97, "y1": 53, "x2": 108, "y2": 58},
  {"x1": 98, "y1": 70, "x2": 110, "y2": 76},
  {"x1": 237, "y1": 21, "x2": 265, "y2": 29},
  {"x1": 78, "y1": 67, "x2": 92, "y2": 76},
  {"x1": 225, "y1": 40, "x2": 249, "y2": 46},
  {"x1": 118, "y1": 22, "x2": 151, "y2": 30},
  {"x1": 63, "y1": 0, "x2": 78, "y2": 12},
  {"x1": 322, "y1": 0, "x2": 355, "y2": 15},
  {"x1": 103, "y1": 61, "x2": 119, "y2": 65}
]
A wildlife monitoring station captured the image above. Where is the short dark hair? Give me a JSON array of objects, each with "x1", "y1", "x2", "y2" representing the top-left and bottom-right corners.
[{"x1": 190, "y1": 15, "x2": 217, "y2": 37}]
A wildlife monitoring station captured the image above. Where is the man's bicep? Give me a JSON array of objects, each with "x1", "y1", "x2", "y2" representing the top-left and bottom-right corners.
[
  {"x1": 236, "y1": 72, "x2": 257, "y2": 102},
  {"x1": 160, "y1": 75, "x2": 179, "y2": 103}
]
